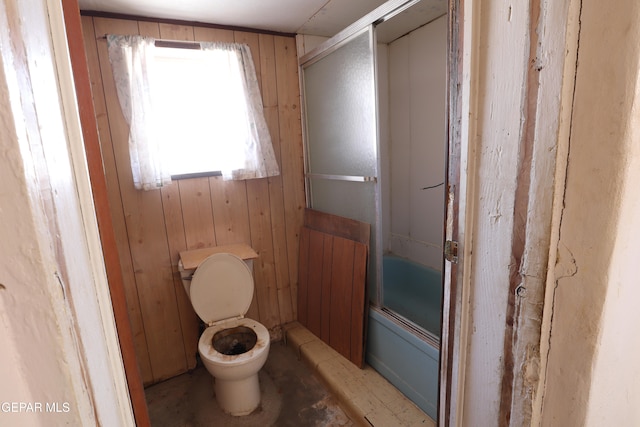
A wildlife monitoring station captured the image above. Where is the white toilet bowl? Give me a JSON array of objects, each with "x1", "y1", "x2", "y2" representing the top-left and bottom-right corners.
[
  {"x1": 184, "y1": 252, "x2": 270, "y2": 416},
  {"x1": 198, "y1": 317, "x2": 270, "y2": 415}
]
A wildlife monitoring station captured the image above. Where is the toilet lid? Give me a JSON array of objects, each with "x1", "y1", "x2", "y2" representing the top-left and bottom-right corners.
[{"x1": 189, "y1": 253, "x2": 254, "y2": 324}]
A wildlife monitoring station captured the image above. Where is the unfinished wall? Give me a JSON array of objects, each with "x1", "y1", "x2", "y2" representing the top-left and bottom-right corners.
[
  {"x1": 0, "y1": 0, "x2": 132, "y2": 424},
  {"x1": 541, "y1": 0, "x2": 640, "y2": 425},
  {"x1": 383, "y1": 15, "x2": 447, "y2": 271},
  {"x1": 81, "y1": 15, "x2": 305, "y2": 385},
  {"x1": 459, "y1": 0, "x2": 531, "y2": 422},
  {"x1": 0, "y1": 42, "x2": 88, "y2": 427}
]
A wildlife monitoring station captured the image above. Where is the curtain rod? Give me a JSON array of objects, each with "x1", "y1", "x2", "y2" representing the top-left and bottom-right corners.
[{"x1": 97, "y1": 36, "x2": 212, "y2": 50}]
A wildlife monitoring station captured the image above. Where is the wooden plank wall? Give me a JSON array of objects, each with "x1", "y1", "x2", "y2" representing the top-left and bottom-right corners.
[{"x1": 81, "y1": 15, "x2": 305, "y2": 385}]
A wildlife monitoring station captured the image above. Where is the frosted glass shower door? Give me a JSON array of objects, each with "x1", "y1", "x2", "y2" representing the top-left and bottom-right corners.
[{"x1": 302, "y1": 27, "x2": 380, "y2": 299}]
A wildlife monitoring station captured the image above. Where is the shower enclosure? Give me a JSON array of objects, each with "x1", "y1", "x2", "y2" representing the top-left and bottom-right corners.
[{"x1": 300, "y1": 0, "x2": 447, "y2": 419}]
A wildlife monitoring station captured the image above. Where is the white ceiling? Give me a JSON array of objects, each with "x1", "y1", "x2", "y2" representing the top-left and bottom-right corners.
[
  {"x1": 78, "y1": 0, "x2": 447, "y2": 40},
  {"x1": 78, "y1": 0, "x2": 385, "y2": 37}
]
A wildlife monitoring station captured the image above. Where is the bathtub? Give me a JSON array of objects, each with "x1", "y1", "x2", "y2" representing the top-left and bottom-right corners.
[{"x1": 366, "y1": 255, "x2": 442, "y2": 420}]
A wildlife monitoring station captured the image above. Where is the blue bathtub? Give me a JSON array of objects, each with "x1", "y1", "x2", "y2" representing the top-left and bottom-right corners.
[{"x1": 366, "y1": 255, "x2": 442, "y2": 420}]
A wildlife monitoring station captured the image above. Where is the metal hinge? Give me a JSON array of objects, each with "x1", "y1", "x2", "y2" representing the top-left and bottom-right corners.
[{"x1": 444, "y1": 240, "x2": 459, "y2": 263}]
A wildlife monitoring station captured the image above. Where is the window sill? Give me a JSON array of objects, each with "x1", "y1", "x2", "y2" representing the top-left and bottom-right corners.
[{"x1": 170, "y1": 171, "x2": 222, "y2": 181}]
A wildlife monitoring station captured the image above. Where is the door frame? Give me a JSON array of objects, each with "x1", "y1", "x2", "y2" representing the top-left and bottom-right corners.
[
  {"x1": 438, "y1": 0, "x2": 472, "y2": 423},
  {"x1": 60, "y1": 0, "x2": 151, "y2": 425},
  {"x1": 439, "y1": 0, "x2": 578, "y2": 425},
  {"x1": 4, "y1": 0, "x2": 137, "y2": 424}
]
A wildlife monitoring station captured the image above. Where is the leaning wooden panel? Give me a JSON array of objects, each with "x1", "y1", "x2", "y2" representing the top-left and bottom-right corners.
[
  {"x1": 350, "y1": 243, "x2": 368, "y2": 368},
  {"x1": 320, "y1": 233, "x2": 333, "y2": 343},
  {"x1": 306, "y1": 229, "x2": 326, "y2": 338},
  {"x1": 304, "y1": 207, "x2": 370, "y2": 246},
  {"x1": 297, "y1": 226, "x2": 368, "y2": 367},
  {"x1": 89, "y1": 16, "x2": 155, "y2": 383},
  {"x1": 329, "y1": 237, "x2": 357, "y2": 361}
]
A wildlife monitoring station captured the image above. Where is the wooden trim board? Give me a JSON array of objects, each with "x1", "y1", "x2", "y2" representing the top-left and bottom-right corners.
[{"x1": 180, "y1": 244, "x2": 258, "y2": 270}]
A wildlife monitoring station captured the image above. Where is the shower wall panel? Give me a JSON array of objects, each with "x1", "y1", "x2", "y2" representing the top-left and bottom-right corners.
[{"x1": 384, "y1": 15, "x2": 447, "y2": 271}]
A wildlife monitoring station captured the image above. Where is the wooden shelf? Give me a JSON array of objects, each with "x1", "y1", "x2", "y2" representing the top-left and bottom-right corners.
[{"x1": 179, "y1": 244, "x2": 258, "y2": 270}]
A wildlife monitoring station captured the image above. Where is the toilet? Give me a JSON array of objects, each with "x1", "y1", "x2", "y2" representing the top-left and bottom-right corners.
[{"x1": 179, "y1": 246, "x2": 270, "y2": 416}]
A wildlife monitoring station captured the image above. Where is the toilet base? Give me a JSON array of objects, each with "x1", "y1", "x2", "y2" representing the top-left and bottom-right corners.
[{"x1": 214, "y1": 373, "x2": 261, "y2": 416}]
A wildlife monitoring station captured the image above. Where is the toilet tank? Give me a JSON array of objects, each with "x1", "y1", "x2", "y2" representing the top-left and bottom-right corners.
[{"x1": 178, "y1": 244, "x2": 258, "y2": 297}]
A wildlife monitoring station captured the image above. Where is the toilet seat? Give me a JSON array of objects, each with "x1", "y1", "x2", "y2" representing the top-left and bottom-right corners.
[
  {"x1": 191, "y1": 253, "x2": 269, "y2": 366},
  {"x1": 190, "y1": 253, "x2": 254, "y2": 325},
  {"x1": 198, "y1": 317, "x2": 270, "y2": 367},
  {"x1": 183, "y1": 249, "x2": 269, "y2": 416}
]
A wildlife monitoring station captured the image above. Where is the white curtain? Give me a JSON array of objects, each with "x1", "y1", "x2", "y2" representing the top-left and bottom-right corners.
[
  {"x1": 107, "y1": 35, "x2": 172, "y2": 190},
  {"x1": 106, "y1": 35, "x2": 280, "y2": 190},
  {"x1": 200, "y1": 42, "x2": 280, "y2": 180}
]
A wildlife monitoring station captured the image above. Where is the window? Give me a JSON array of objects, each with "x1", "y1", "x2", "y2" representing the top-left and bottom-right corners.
[
  {"x1": 106, "y1": 35, "x2": 279, "y2": 190},
  {"x1": 152, "y1": 46, "x2": 247, "y2": 177}
]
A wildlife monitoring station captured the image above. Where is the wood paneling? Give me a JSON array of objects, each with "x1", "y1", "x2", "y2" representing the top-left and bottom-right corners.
[
  {"x1": 297, "y1": 210, "x2": 370, "y2": 368},
  {"x1": 275, "y1": 36, "x2": 306, "y2": 322},
  {"x1": 82, "y1": 16, "x2": 305, "y2": 384},
  {"x1": 84, "y1": 16, "x2": 155, "y2": 383}
]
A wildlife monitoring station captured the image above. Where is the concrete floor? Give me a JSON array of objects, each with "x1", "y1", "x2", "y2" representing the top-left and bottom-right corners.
[{"x1": 145, "y1": 341, "x2": 353, "y2": 426}]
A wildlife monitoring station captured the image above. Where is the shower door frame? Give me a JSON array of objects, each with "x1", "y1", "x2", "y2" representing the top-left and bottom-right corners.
[
  {"x1": 299, "y1": 0, "x2": 438, "y2": 317},
  {"x1": 300, "y1": 23, "x2": 382, "y2": 308},
  {"x1": 299, "y1": 0, "x2": 427, "y2": 312},
  {"x1": 299, "y1": 0, "x2": 466, "y2": 424}
]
